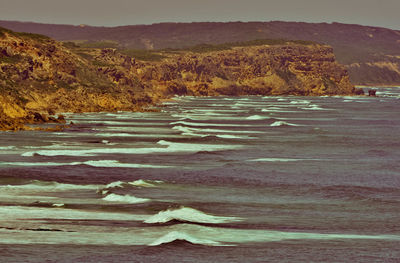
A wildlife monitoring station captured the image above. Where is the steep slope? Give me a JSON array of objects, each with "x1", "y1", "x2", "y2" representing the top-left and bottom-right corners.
[
  {"x1": 0, "y1": 27, "x2": 149, "y2": 130},
  {"x1": 1, "y1": 27, "x2": 357, "y2": 130},
  {"x1": 126, "y1": 45, "x2": 355, "y2": 97},
  {"x1": 1, "y1": 20, "x2": 399, "y2": 85}
]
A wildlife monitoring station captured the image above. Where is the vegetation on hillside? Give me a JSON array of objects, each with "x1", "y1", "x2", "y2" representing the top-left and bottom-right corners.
[
  {"x1": 163, "y1": 39, "x2": 316, "y2": 53},
  {"x1": 2, "y1": 21, "x2": 398, "y2": 84},
  {"x1": 0, "y1": 26, "x2": 50, "y2": 41},
  {"x1": 119, "y1": 49, "x2": 166, "y2": 61}
]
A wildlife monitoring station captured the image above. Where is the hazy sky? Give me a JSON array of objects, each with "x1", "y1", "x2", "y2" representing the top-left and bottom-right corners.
[{"x1": 0, "y1": 0, "x2": 399, "y2": 29}]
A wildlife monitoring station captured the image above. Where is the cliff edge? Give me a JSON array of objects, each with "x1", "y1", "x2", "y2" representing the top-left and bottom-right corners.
[{"x1": 0, "y1": 27, "x2": 357, "y2": 131}]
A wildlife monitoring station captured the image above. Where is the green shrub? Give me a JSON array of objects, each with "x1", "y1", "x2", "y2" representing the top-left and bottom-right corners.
[
  {"x1": 92, "y1": 60, "x2": 112, "y2": 67},
  {"x1": 119, "y1": 49, "x2": 166, "y2": 61},
  {"x1": 275, "y1": 69, "x2": 297, "y2": 82},
  {"x1": 62, "y1": 42, "x2": 80, "y2": 49},
  {"x1": 0, "y1": 26, "x2": 50, "y2": 41},
  {"x1": 0, "y1": 54, "x2": 23, "y2": 64},
  {"x1": 80, "y1": 41, "x2": 118, "y2": 49},
  {"x1": 75, "y1": 52, "x2": 94, "y2": 60},
  {"x1": 14, "y1": 32, "x2": 50, "y2": 41},
  {"x1": 162, "y1": 39, "x2": 316, "y2": 53}
]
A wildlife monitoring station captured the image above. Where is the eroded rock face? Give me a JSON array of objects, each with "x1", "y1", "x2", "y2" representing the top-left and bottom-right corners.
[
  {"x1": 0, "y1": 29, "x2": 146, "y2": 130},
  {"x1": 127, "y1": 45, "x2": 355, "y2": 97},
  {"x1": 0, "y1": 27, "x2": 357, "y2": 131}
]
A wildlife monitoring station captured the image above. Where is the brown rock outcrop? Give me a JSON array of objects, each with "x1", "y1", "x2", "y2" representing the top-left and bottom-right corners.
[{"x1": 127, "y1": 44, "x2": 355, "y2": 97}]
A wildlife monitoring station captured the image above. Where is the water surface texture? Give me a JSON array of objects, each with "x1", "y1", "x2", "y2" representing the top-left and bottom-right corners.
[{"x1": 1, "y1": 87, "x2": 399, "y2": 262}]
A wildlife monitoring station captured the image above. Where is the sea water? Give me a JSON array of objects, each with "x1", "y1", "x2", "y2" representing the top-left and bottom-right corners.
[{"x1": 0, "y1": 87, "x2": 399, "y2": 262}]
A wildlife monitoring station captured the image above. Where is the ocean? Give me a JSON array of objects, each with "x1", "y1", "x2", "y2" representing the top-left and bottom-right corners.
[{"x1": 0, "y1": 87, "x2": 399, "y2": 262}]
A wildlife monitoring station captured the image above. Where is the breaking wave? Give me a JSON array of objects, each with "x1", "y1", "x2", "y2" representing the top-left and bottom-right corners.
[
  {"x1": 170, "y1": 120, "x2": 253, "y2": 127},
  {"x1": 172, "y1": 125, "x2": 261, "y2": 134},
  {"x1": 290, "y1": 100, "x2": 311, "y2": 104},
  {"x1": 249, "y1": 158, "x2": 306, "y2": 162},
  {"x1": 0, "y1": 160, "x2": 171, "y2": 169},
  {"x1": 246, "y1": 115, "x2": 269, "y2": 120},
  {"x1": 102, "y1": 193, "x2": 151, "y2": 204},
  {"x1": 301, "y1": 104, "x2": 330, "y2": 110},
  {"x1": 0, "y1": 180, "x2": 99, "y2": 191},
  {"x1": 144, "y1": 207, "x2": 242, "y2": 224},
  {"x1": 104, "y1": 179, "x2": 163, "y2": 189},
  {"x1": 148, "y1": 231, "x2": 222, "y2": 246},
  {"x1": 270, "y1": 121, "x2": 301, "y2": 127},
  {"x1": 0, "y1": 146, "x2": 15, "y2": 150},
  {"x1": 21, "y1": 140, "x2": 241, "y2": 157}
]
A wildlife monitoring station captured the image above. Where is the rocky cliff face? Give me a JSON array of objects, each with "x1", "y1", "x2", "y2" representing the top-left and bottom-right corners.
[
  {"x1": 0, "y1": 28, "x2": 149, "y2": 130},
  {"x1": 127, "y1": 45, "x2": 355, "y2": 97},
  {"x1": 0, "y1": 27, "x2": 357, "y2": 131}
]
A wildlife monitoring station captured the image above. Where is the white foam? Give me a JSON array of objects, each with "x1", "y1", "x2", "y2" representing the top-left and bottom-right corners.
[
  {"x1": 83, "y1": 160, "x2": 171, "y2": 169},
  {"x1": 0, "y1": 160, "x2": 171, "y2": 169},
  {"x1": 0, "y1": 146, "x2": 15, "y2": 150},
  {"x1": 270, "y1": 121, "x2": 301, "y2": 127},
  {"x1": 216, "y1": 134, "x2": 256, "y2": 139},
  {"x1": 172, "y1": 125, "x2": 261, "y2": 134},
  {"x1": 261, "y1": 108, "x2": 297, "y2": 113},
  {"x1": 94, "y1": 133, "x2": 178, "y2": 138},
  {"x1": 0, "y1": 206, "x2": 148, "y2": 221},
  {"x1": 290, "y1": 100, "x2": 311, "y2": 104},
  {"x1": 129, "y1": 179, "x2": 161, "y2": 188},
  {"x1": 171, "y1": 114, "x2": 247, "y2": 121},
  {"x1": 301, "y1": 104, "x2": 330, "y2": 111},
  {"x1": 156, "y1": 140, "x2": 242, "y2": 152},
  {"x1": 21, "y1": 141, "x2": 241, "y2": 157},
  {"x1": 190, "y1": 109, "x2": 246, "y2": 113},
  {"x1": 0, "y1": 180, "x2": 99, "y2": 191},
  {"x1": 104, "y1": 181, "x2": 125, "y2": 188},
  {"x1": 102, "y1": 193, "x2": 150, "y2": 204},
  {"x1": 1, "y1": 219, "x2": 399, "y2": 246},
  {"x1": 52, "y1": 203, "x2": 65, "y2": 207},
  {"x1": 249, "y1": 158, "x2": 318, "y2": 162},
  {"x1": 144, "y1": 207, "x2": 242, "y2": 224},
  {"x1": 0, "y1": 162, "x2": 70, "y2": 167},
  {"x1": 246, "y1": 115, "x2": 269, "y2": 120},
  {"x1": 170, "y1": 121, "x2": 254, "y2": 127},
  {"x1": 148, "y1": 231, "x2": 222, "y2": 246},
  {"x1": 104, "y1": 127, "x2": 173, "y2": 133},
  {"x1": 104, "y1": 179, "x2": 162, "y2": 189},
  {"x1": 85, "y1": 120, "x2": 167, "y2": 126}
]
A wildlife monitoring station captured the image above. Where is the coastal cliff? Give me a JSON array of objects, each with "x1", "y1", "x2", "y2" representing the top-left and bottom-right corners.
[
  {"x1": 1, "y1": 20, "x2": 399, "y2": 86},
  {"x1": 131, "y1": 45, "x2": 355, "y2": 97},
  {"x1": 0, "y1": 27, "x2": 357, "y2": 130}
]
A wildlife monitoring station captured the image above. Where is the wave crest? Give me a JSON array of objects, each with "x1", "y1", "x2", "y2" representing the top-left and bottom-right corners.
[
  {"x1": 104, "y1": 179, "x2": 162, "y2": 189},
  {"x1": 148, "y1": 231, "x2": 222, "y2": 246},
  {"x1": 144, "y1": 207, "x2": 242, "y2": 224},
  {"x1": 246, "y1": 115, "x2": 269, "y2": 120},
  {"x1": 102, "y1": 193, "x2": 150, "y2": 204},
  {"x1": 270, "y1": 121, "x2": 300, "y2": 127}
]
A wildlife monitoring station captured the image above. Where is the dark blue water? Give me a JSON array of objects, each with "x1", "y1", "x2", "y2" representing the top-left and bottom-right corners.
[{"x1": 0, "y1": 87, "x2": 399, "y2": 262}]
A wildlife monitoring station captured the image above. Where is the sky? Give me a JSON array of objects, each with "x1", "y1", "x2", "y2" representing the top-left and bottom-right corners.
[{"x1": 0, "y1": 0, "x2": 399, "y2": 30}]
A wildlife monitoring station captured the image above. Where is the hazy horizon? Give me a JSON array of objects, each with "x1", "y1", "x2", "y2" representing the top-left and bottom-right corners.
[{"x1": 0, "y1": 0, "x2": 399, "y2": 30}]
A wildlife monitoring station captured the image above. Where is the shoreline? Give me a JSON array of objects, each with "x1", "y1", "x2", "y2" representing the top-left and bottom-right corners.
[{"x1": 355, "y1": 85, "x2": 400, "y2": 88}]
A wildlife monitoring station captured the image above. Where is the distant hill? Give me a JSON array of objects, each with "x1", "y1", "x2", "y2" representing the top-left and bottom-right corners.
[{"x1": 1, "y1": 20, "x2": 400, "y2": 85}]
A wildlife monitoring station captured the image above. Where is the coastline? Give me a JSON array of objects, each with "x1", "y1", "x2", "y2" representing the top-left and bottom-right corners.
[{"x1": 355, "y1": 85, "x2": 400, "y2": 88}]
